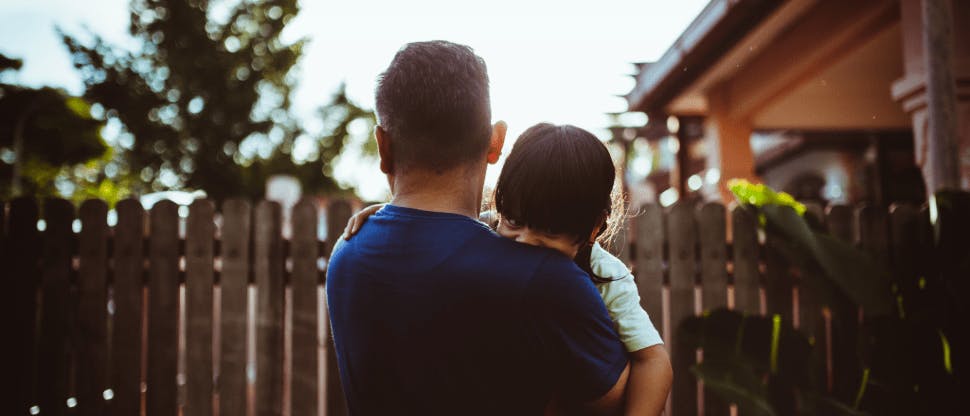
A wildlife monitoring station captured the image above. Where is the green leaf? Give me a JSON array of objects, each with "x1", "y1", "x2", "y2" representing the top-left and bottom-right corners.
[
  {"x1": 691, "y1": 362, "x2": 777, "y2": 416},
  {"x1": 800, "y1": 392, "x2": 871, "y2": 416},
  {"x1": 728, "y1": 178, "x2": 806, "y2": 215},
  {"x1": 762, "y1": 204, "x2": 894, "y2": 316}
]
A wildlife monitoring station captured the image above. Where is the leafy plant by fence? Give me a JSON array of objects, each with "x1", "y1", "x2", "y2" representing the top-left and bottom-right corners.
[
  {"x1": 675, "y1": 185, "x2": 969, "y2": 415},
  {"x1": 2, "y1": 192, "x2": 967, "y2": 415}
]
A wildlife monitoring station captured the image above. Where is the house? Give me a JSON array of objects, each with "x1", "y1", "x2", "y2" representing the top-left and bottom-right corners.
[{"x1": 620, "y1": 0, "x2": 969, "y2": 206}]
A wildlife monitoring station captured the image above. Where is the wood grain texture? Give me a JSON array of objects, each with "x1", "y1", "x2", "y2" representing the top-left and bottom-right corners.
[
  {"x1": 37, "y1": 198, "x2": 75, "y2": 416},
  {"x1": 218, "y1": 199, "x2": 251, "y2": 416},
  {"x1": 290, "y1": 199, "x2": 319, "y2": 416},
  {"x1": 77, "y1": 199, "x2": 109, "y2": 416},
  {"x1": 696, "y1": 202, "x2": 729, "y2": 415},
  {"x1": 184, "y1": 200, "x2": 215, "y2": 416},
  {"x1": 110, "y1": 199, "x2": 145, "y2": 416},
  {"x1": 697, "y1": 202, "x2": 728, "y2": 311},
  {"x1": 146, "y1": 200, "x2": 179, "y2": 416},
  {"x1": 731, "y1": 205, "x2": 761, "y2": 315},
  {"x1": 634, "y1": 204, "x2": 665, "y2": 340},
  {"x1": 6, "y1": 198, "x2": 41, "y2": 414},
  {"x1": 324, "y1": 199, "x2": 352, "y2": 416},
  {"x1": 254, "y1": 201, "x2": 284, "y2": 416},
  {"x1": 667, "y1": 202, "x2": 697, "y2": 416}
]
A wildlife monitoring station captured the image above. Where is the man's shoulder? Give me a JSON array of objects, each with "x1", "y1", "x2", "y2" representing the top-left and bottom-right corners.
[{"x1": 524, "y1": 250, "x2": 600, "y2": 304}]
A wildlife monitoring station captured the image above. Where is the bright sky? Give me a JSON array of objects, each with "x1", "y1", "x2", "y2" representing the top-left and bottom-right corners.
[{"x1": 0, "y1": 0, "x2": 708, "y2": 201}]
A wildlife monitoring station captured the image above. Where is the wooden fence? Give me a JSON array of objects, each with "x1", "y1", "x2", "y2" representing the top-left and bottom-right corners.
[
  {"x1": 2, "y1": 197, "x2": 354, "y2": 416},
  {"x1": 621, "y1": 200, "x2": 935, "y2": 416},
  {"x1": 0, "y1": 197, "x2": 933, "y2": 416}
]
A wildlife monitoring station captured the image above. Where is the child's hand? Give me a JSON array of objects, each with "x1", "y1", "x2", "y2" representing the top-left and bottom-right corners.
[{"x1": 342, "y1": 203, "x2": 386, "y2": 240}]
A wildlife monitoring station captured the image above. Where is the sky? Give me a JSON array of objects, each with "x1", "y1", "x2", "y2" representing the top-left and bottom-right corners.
[{"x1": 0, "y1": 0, "x2": 709, "y2": 201}]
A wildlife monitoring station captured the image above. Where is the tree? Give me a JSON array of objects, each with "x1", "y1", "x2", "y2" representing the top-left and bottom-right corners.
[
  {"x1": 62, "y1": 0, "x2": 375, "y2": 201},
  {"x1": 0, "y1": 53, "x2": 108, "y2": 199}
]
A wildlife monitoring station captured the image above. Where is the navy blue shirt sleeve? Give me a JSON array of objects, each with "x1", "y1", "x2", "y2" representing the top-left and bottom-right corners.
[{"x1": 525, "y1": 254, "x2": 629, "y2": 401}]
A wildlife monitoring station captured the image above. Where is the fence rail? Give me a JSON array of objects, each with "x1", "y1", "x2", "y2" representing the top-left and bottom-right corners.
[{"x1": 0, "y1": 197, "x2": 931, "y2": 415}]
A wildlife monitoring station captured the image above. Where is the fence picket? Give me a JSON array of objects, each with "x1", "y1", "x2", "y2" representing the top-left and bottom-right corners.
[
  {"x1": 634, "y1": 204, "x2": 664, "y2": 340},
  {"x1": 888, "y1": 203, "x2": 922, "y2": 389},
  {"x1": 185, "y1": 200, "x2": 215, "y2": 416},
  {"x1": 77, "y1": 200, "x2": 109, "y2": 416},
  {"x1": 291, "y1": 199, "x2": 319, "y2": 416},
  {"x1": 825, "y1": 205, "x2": 860, "y2": 401},
  {"x1": 731, "y1": 205, "x2": 760, "y2": 315},
  {"x1": 796, "y1": 203, "x2": 827, "y2": 396},
  {"x1": 667, "y1": 201, "x2": 697, "y2": 416},
  {"x1": 826, "y1": 205, "x2": 854, "y2": 242},
  {"x1": 915, "y1": 206, "x2": 936, "y2": 317},
  {"x1": 764, "y1": 205, "x2": 795, "y2": 322},
  {"x1": 889, "y1": 203, "x2": 922, "y2": 289},
  {"x1": 799, "y1": 202, "x2": 825, "y2": 335},
  {"x1": 110, "y1": 199, "x2": 145, "y2": 416},
  {"x1": 854, "y1": 204, "x2": 890, "y2": 396},
  {"x1": 324, "y1": 199, "x2": 353, "y2": 416},
  {"x1": 697, "y1": 202, "x2": 728, "y2": 311},
  {"x1": 146, "y1": 201, "x2": 180, "y2": 416},
  {"x1": 7, "y1": 198, "x2": 41, "y2": 415},
  {"x1": 696, "y1": 202, "x2": 729, "y2": 415},
  {"x1": 254, "y1": 201, "x2": 284, "y2": 416},
  {"x1": 857, "y1": 205, "x2": 890, "y2": 266},
  {"x1": 219, "y1": 199, "x2": 251, "y2": 416},
  {"x1": 37, "y1": 198, "x2": 75, "y2": 416}
]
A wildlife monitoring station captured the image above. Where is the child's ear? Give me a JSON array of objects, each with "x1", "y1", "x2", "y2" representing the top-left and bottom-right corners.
[
  {"x1": 376, "y1": 126, "x2": 394, "y2": 174},
  {"x1": 487, "y1": 121, "x2": 507, "y2": 164}
]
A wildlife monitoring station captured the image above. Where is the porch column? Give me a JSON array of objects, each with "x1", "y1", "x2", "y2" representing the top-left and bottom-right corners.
[
  {"x1": 893, "y1": 0, "x2": 970, "y2": 194},
  {"x1": 706, "y1": 90, "x2": 760, "y2": 204}
]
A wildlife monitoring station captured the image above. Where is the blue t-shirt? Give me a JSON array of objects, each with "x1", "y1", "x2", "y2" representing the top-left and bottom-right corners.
[{"x1": 326, "y1": 205, "x2": 628, "y2": 415}]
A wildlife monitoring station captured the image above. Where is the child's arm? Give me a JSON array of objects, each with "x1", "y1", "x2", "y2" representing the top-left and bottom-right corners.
[
  {"x1": 341, "y1": 203, "x2": 386, "y2": 239},
  {"x1": 603, "y1": 276, "x2": 671, "y2": 416},
  {"x1": 627, "y1": 345, "x2": 672, "y2": 416},
  {"x1": 590, "y1": 243, "x2": 670, "y2": 415}
]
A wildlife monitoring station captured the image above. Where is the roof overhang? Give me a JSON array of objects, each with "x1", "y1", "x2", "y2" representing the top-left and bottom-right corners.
[
  {"x1": 627, "y1": 0, "x2": 910, "y2": 130},
  {"x1": 626, "y1": 0, "x2": 786, "y2": 113}
]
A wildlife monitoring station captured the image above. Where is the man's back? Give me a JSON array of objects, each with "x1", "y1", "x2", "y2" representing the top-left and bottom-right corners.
[{"x1": 326, "y1": 205, "x2": 627, "y2": 415}]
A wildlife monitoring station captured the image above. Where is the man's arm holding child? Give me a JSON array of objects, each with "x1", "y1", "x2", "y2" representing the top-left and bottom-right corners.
[{"x1": 527, "y1": 256, "x2": 631, "y2": 415}]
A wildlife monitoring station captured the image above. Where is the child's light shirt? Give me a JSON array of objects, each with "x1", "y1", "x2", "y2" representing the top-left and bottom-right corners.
[{"x1": 590, "y1": 242, "x2": 664, "y2": 352}]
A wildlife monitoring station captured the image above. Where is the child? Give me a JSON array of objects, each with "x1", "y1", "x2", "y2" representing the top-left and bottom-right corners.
[{"x1": 343, "y1": 123, "x2": 671, "y2": 415}]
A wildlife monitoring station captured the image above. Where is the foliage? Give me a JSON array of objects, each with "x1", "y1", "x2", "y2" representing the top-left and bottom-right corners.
[
  {"x1": 728, "y1": 178, "x2": 806, "y2": 215},
  {"x1": 679, "y1": 182, "x2": 968, "y2": 415},
  {"x1": 0, "y1": 54, "x2": 109, "y2": 199},
  {"x1": 61, "y1": 0, "x2": 375, "y2": 201},
  {"x1": 0, "y1": 53, "x2": 23, "y2": 72}
]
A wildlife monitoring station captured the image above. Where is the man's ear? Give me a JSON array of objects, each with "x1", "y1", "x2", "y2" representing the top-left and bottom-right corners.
[
  {"x1": 376, "y1": 126, "x2": 394, "y2": 174},
  {"x1": 486, "y1": 121, "x2": 508, "y2": 164}
]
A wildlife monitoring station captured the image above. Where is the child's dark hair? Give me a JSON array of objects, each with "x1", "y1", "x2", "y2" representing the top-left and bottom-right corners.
[{"x1": 494, "y1": 123, "x2": 625, "y2": 282}]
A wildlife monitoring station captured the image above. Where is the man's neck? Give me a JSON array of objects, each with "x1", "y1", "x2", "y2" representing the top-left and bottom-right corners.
[{"x1": 388, "y1": 164, "x2": 486, "y2": 218}]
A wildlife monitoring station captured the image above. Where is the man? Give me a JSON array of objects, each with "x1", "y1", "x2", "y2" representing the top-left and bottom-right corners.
[{"x1": 326, "y1": 41, "x2": 629, "y2": 415}]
